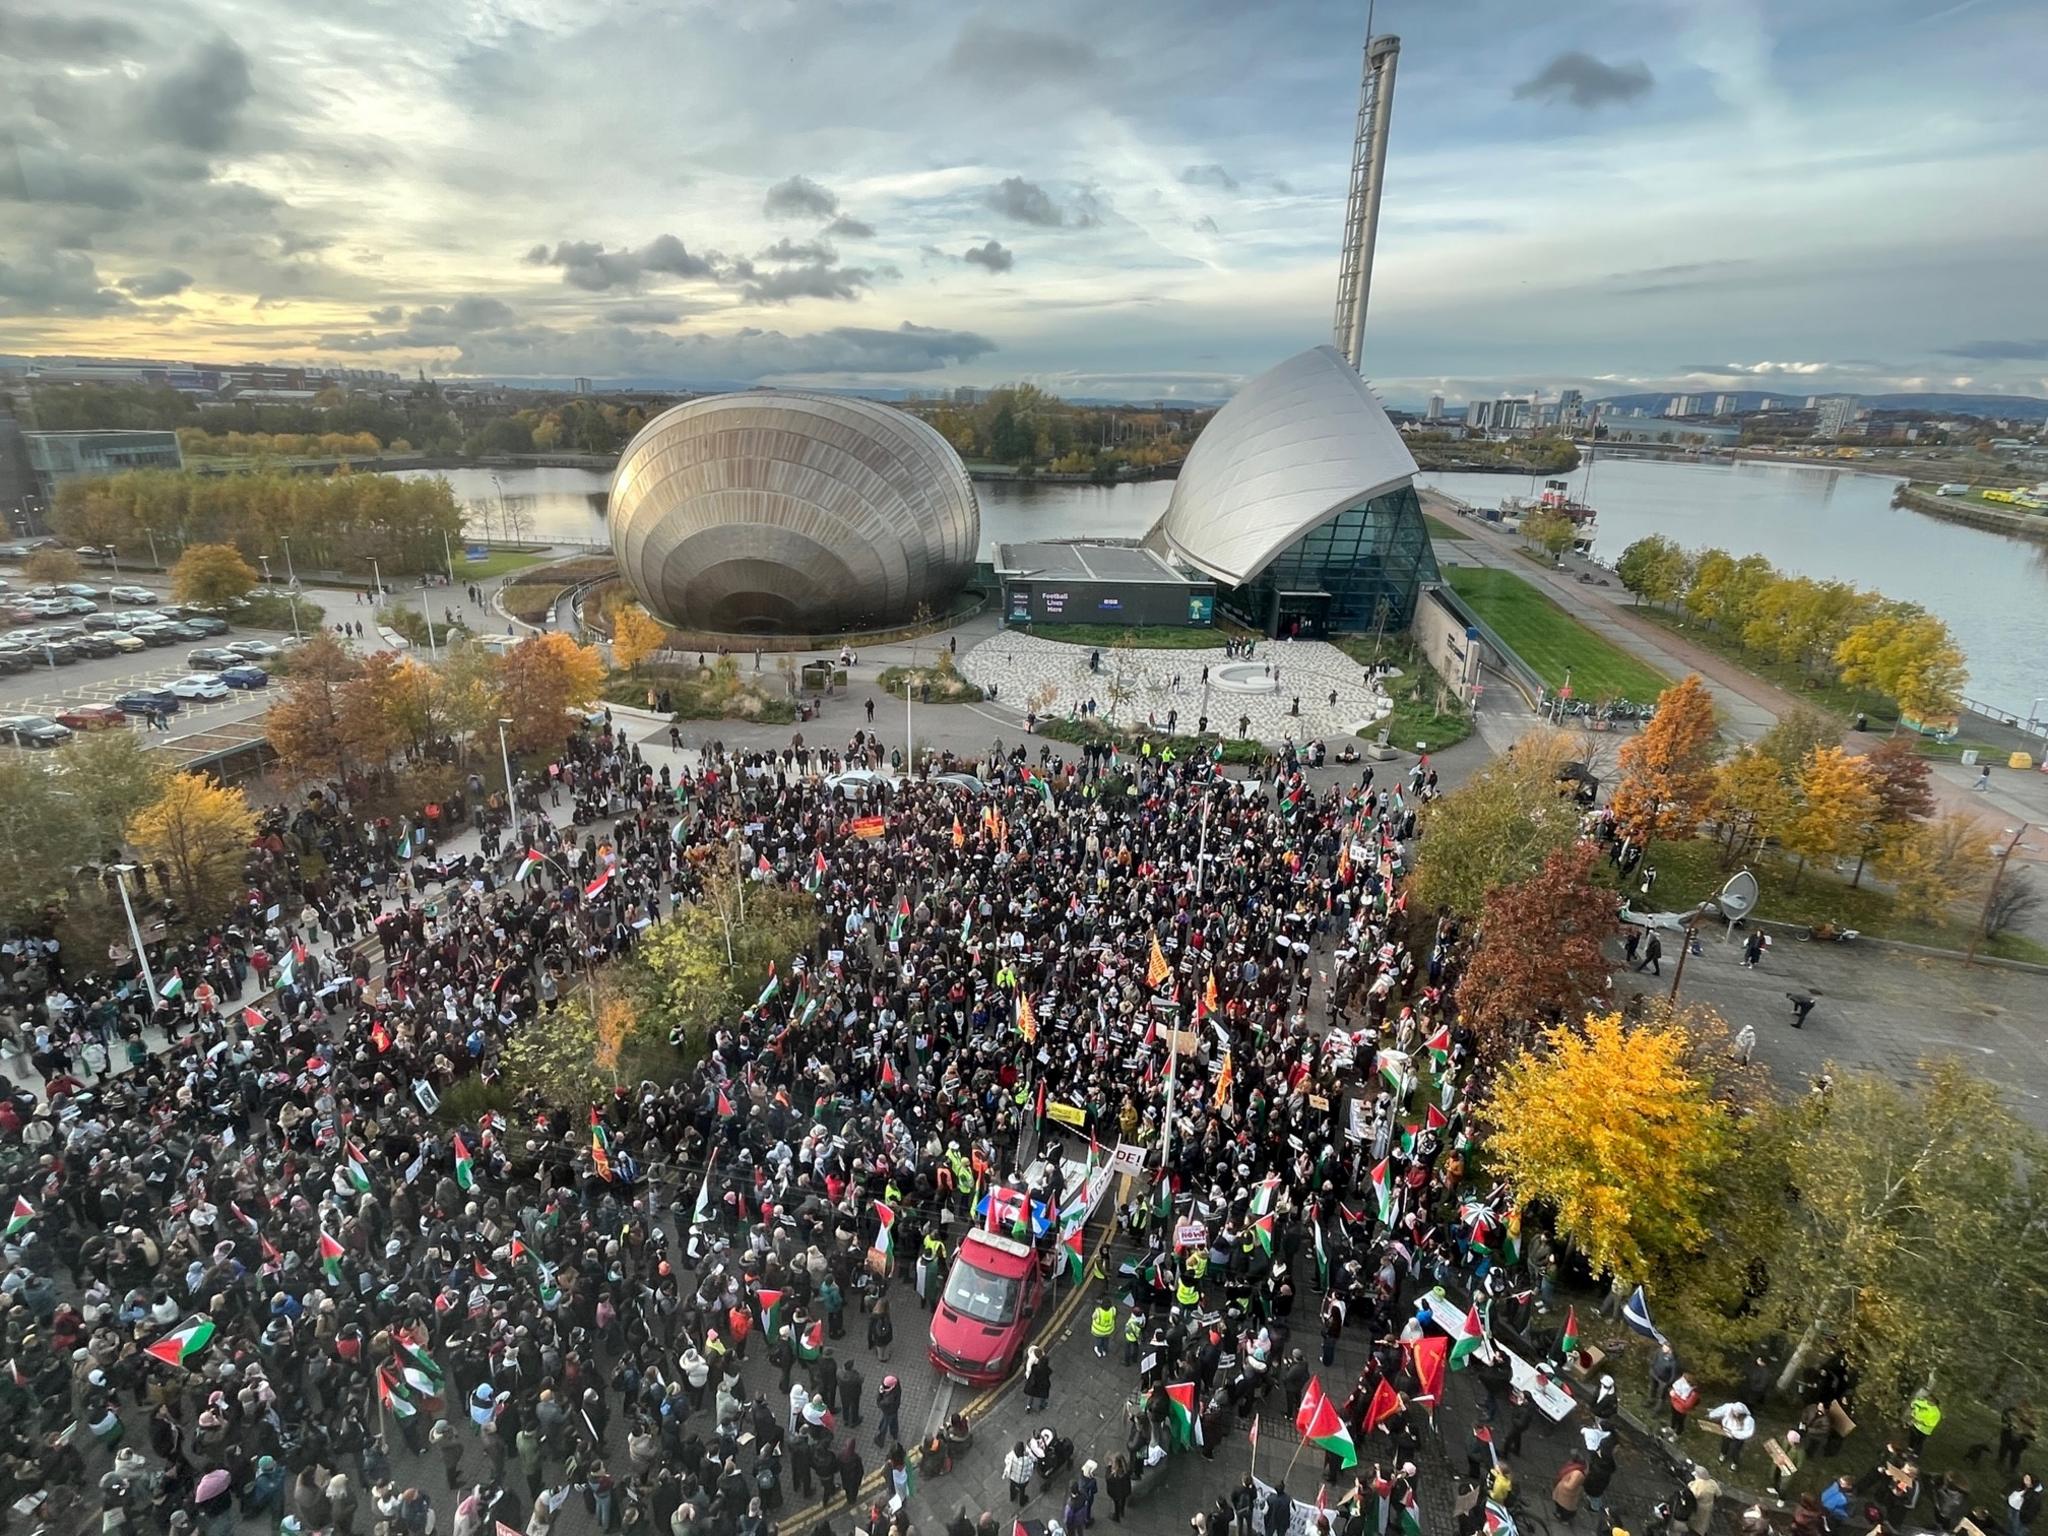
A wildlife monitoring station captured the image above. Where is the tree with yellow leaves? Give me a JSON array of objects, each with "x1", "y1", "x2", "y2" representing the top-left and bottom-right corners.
[
  {"x1": 265, "y1": 632, "x2": 365, "y2": 787},
  {"x1": 1877, "y1": 809, "x2": 1991, "y2": 924},
  {"x1": 499, "y1": 631, "x2": 605, "y2": 752},
  {"x1": 1782, "y1": 745, "x2": 1879, "y2": 886},
  {"x1": 127, "y1": 773, "x2": 259, "y2": 925},
  {"x1": 1834, "y1": 604, "x2": 1967, "y2": 721},
  {"x1": 170, "y1": 542, "x2": 259, "y2": 610},
  {"x1": 609, "y1": 602, "x2": 668, "y2": 674},
  {"x1": 1711, "y1": 744, "x2": 1793, "y2": 866},
  {"x1": 1610, "y1": 674, "x2": 1720, "y2": 844},
  {"x1": 1478, "y1": 1010, "x2": 1734, "y2": 1286}
]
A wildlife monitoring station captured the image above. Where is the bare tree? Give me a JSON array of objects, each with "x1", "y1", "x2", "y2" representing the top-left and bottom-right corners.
[{"x1": 1984, "y1": 868, "x2": 2043, "y2": 939}]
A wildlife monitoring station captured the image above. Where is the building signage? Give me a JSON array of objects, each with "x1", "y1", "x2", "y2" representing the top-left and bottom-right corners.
[{"x1": 1042, "y1": 590, "x2": 1069, "y2": 616}]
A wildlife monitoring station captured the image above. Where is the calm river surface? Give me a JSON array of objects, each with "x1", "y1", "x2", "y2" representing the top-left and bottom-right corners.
[{"x1": 405, "y1": 460, "x2": 2045, "y2": 714}]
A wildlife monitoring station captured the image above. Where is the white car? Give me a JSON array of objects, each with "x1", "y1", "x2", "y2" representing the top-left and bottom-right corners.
[
  {"x1": 108, "y1": 585, "x2": 159, "y2": 604},
  {"x1": 169, "y1": 673, "x2": 230, "y2": 700}
]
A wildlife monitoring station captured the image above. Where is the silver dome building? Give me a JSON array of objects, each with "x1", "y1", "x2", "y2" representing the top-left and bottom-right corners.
[{"x1": 608, "y1": 392, "x2": 981, "y2": 634}]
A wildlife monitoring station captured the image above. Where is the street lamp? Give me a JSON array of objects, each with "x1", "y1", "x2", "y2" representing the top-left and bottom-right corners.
[
  {"x1": 284, "y1": 580, "x2": 304, "y2": 642},
  {"x1": 497, "y1": 718, "x2": 519, "y2": 839},
  {"x1": 279, "y1": 536, "x2": 296, "y2": 586},
  {"x1": 258, "y1": 555, "x2": 273, "y2": 584},
  {"x1": 368, "y1": 556, "x2": 383, "y2": 600},
  {"x1": 110, "y1": 863, "x2": 159, "y2": 1007},
  {"x1": 420, "y1": 579, "x2": 439, "y2": 660}
]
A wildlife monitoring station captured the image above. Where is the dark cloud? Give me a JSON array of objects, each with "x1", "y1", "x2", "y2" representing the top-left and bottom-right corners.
[
  {"x1": 946, "y1": 18, "x2": 1099, "y2": 88},
  {"x1": 524, "y1": 235, "x2": 719, "y2": 291},
  {"x1": 986, "y1": 176, "x2": 1104, "y2": 229},
  {"x1": 758, "y1": 237, "x2": 837, "y2": 265},
  {"x1": 0, "y1": 247, "x2": 134, "y2": 316},
  {"x1": 366, "y1": 305, "x2": 404, "y2": 324},
  {"x1": 0, "y1": 15, "x2": 142, "y2": 61},
  {"x1": 1180, "y1": 164, "x2": 1237, "y2": 192},
  {"x1": 1514, "y1": 51, "x2": 1653, "y2": 109},
  {"x1": 315, "y1": 294, "x2": 518, "y2": 351},
  {"x1": 143, "y1": 38, "x2": 254, "y2": 152},
  {"x1": 277, "y1": 232, "x2": 333, "y2": 257},
  {"x1": 824, "y1": 215, "x2": 875, "y2": 240},
  {"x1": 448, "y1": 320, "x2": 995, "y2": 383},
  {"x1": 119, "y1": 267, "x2": 194, "y2": 298},
  {"x1": 762, "y1": 175, "x2": 837, "y2": 220},
  {"x1": 1940, "y1": 339, "x2": 2048, "y2": 361},
  {"x1": 0, "y1": 143, "x2": 143, "y2": 210},
  {"x1": 962, "y1": 240, "x2": 1014, "y2": 273},
  {"x1": 1607, "y1": 259, "x2": 1750, "y2": 295},
  {"x1": 741, "y1": 263, "x2": 873, "y2": 305}
]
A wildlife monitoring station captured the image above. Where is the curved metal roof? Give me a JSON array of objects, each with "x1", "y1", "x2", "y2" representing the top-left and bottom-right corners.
[
  {"x1": 1144, "y1": 345, "x2": 1418, "y2": 584},
  {"x1": 609, "y1": 391, "x2": 979, "y2": 633}
]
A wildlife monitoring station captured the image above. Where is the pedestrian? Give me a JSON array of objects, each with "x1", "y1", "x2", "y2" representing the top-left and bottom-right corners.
[
  {"x1": 1006, "y1": 1443, "x2": 1035, "y2": 1508},
  {"x1": 1636, "y1": 934, "x2": 1663, "y2": 975},
  {"x1": 873, "y1": 1375, "x2": 901, "y2": 1448},
  {"x1": 867, "y1": 1299, "x2": 894, "y2": 1363},
  {"x1": 1554, "y1": 1455, "x2": 1587, "y2": 1523},
  {"x1": 1022, "y1": 1346, "x2": 1051, "y2": 1412},
  {"x1": 1788, "y1": 992, "x2": 1817, "y2": 1028},
  {"x1": 1105, "y1": 1455, "x2": 1131, "y2": 1524}
]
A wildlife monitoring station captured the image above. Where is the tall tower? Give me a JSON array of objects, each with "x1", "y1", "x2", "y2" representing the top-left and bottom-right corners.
[{"x1": 1331, "y1": 31, "x2": 1401, "y2": 372}]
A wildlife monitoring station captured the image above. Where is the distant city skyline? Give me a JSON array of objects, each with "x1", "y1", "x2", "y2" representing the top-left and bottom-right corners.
[{"x1": 3, "y1": 0, "x2": 2044, "y2": 405}]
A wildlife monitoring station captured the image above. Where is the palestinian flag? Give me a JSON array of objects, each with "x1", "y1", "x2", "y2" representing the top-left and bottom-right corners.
[
  {"x1": 1426, "y1": 1102, "x2": 1449, "y2": 1133},
  {"x1": 756, "y1": 963, "x2": 781, "y2": 1008},
  {"x1": 1424, "y1": 1025, "x2": 1452, "y2": 1073},
  {"x1": 1060, "y1": 1215, "x2": 1086, "y2": 1285},
  {"x1": 1015, "y1": 992, "x2": 1038, "y2": 1044},
  {"x1": 241, "y1": 1006, "x2": 265, "y2": 1032},
  {"x1": 805, "y1": 849, "x2": 827, "y2": 893},
  {"x1": 509, "y1": 1236, "x2": 529, "y2": 1266},
  {"x1": 160, "y1": 973, "x2": 184, "y2": 1000},
  {"x1": 376, "y1": 1364, "x2": 417, "y2": 1419},
  {"x1": 319, "y1": 1229, "x2": 345, "y2": 1282},
  {"x1": 1559, "y1": 1305, "x2": 1580, "y2": 1359},
  {"x1": 144, "y1": 1316, "x2": 215, "y2": 1367},
  {"x1": 797, "y1": 994, "x2": 820, "y2": 1027},
  {"x1": 516, "y1": 849, "x2": 544, "y2": 883},
  {"x1": 715, "y1": 1086, "x2": 735, "y2": 1119},
  {"x1": 1250, "y1": 1213, "x2": 1275, "y2": 1254},
  {"x1": 229, "y1": 1201, "x2": 260, "y2": 1235},
  {"x1": 4, "y1": 1197, "x2": 32, "y2": 1237},
  {"x1": 1449, "y1": 1300, "x2": 1487, "y2": 1369},
  {"x1": 589, "y1": 1108, "x2": 613, "y2": 1181},
  {"x1": 452, "y1": 1134, "x2": 475, "y2": 1192},
  {"x1": 1249, "y1": 1173, "x2": 1280, "y2": 1218},
  {"x1": 794, "y1": 1319, "x2": 824, "y2": 1361},
  {"x1": 1370, "y1": 1158, "x2": 1394, "y2": 1225},
  {"x1": 691, "y1": 1167, "x2": 715, "y2": 1228},
  {"x1": 872, "y1": 1201, "x2": 896, "y2": 1261},
  {"x1": 1502, "y1": 1207, "x2": 1523, "y2": 1266},
  {"x1": 1400, "y1": 1490, "x2": 1423, "y2": 1536},
  {"x1": 1164, "y1": 1382, "x2": 1200, "y2": 1449},
  {"x1": 344, "y1": 1141, "x2": 374, "y2": 1193},
  {"x1": 1410, "y1": 1334, "x2": 1448, "y2": 1410},
  {"x1": 1303, "y1": 1391, "x2": 1359, "y2": 1469},
  {"x1": 473, "y1": 1257, "x2": 498, "y2": 1282},
  {"x1": 396, "y1": 1335, "x2": 445, "y2": 1389},
  {"x1": 536, "y1": 1262, "x2": 560, "y2": 1308},
  {"x1": 583, "y1": 869, "x2": 610, "y2": 902},
  {"x1": 888, "y1": 895, "x2": 909, "y2": 943},
  {"x1": 1296, "y1": 1375, "x2": 1327, "y2": 1435},
  {"x1": 1310, "y1": 1217, "x2": 1329, "y2": 1289},
  {"x1": 757, "y1": 1288, "x2": 787, "y2": 1334},
  {"x1": 273, "y1": 952, "x2": 296, "y2": 992}
]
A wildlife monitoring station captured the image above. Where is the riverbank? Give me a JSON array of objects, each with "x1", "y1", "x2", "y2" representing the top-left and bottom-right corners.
[{"x1": 1893, "y1": 482, "x2": 2048, "y2": 543}]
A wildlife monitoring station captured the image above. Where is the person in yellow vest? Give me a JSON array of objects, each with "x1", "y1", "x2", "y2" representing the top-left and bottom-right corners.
[
  {"x1": 1090, "y1": 1301, "x2": 1118, "y2": 1358},
  {"x1": 1175, "y1": 1274, "x2": 1201, "y2": 1308},
  {"x1": 1186, "y1": 1250, "x2": 1208, "y2": 1282},
  {"x1": 1123, "y1": 1310, "x2": 1144, "y2": 1366},
  {"x1": 1909, "y1": 1391, "x2": 1941, "y2": 1453}
]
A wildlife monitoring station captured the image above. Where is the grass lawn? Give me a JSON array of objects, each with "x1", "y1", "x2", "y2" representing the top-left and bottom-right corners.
[
  {"x1": 456, "y1": 548, "x2": 552, "y2": 581},
  {"x1": 1022, "y1": 621, "x2": 1255, "y2": 650},
  {"x1": 1424, "y1": 512, "x2": 1473, "y2": 542},
  {"x1": 1444, "y1": 565, "x2": 1670, "y2": 705},
  {"x1": 1332, "y1": 635, "x2": 1473, "y2": 752},
  {"x1": 1606, "y1": 834, "x2": 2048, "y2": 964}
]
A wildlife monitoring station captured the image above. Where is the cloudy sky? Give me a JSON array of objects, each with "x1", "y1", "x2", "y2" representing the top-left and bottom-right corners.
[{"x1": 3, "y1": 0, "x2": 2045, "y2": 406}]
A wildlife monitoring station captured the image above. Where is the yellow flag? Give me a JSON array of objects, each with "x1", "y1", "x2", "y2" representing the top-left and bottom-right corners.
[
  {"x1": 1016, "y1": 992, "x2": 1038, "y2": 1044},
  {"x1": 1147, "y1": 935, "x2": 1172, "y2": 989}
]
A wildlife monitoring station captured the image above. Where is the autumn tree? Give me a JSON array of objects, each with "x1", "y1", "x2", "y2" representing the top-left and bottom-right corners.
[
  {"x1": 1409, "y1": 730, "x2": 1579, "y2": 915},
  {"x1": 127, "y1": 773, "x2": 259, "y2": 924},
  {"x1": 1756, "y1": 706, "x2": 1838, "y2": 779},
  {"x1": 1521, "y1": 509, "x2": 1577, "y2": 564},
  {"x1": 1711, "y1": 746, "x2": 1792, "y2": 866},
  {"x1": 499, "y1": 631, "x2": 605, "y2": 752},
  {"x1": 265, "y1": 632, "x2": 366, "y2": 786},
  {"x1": 22, "y1": 548, "x2": 82, "y2": 584},
  {"x1": 170, "y1": 541, "x2": 259, "y2": 609},
  {"x1": 1877, "y1": 810, "x2": 1991, "y2": 924},
  {"x1": 1613, "y1": 535, "x2": 1689, "y2": 606},
  {"x1": 61, "y1": 730, "x2": 170, "y2": 853},
  {"x1": 0, "y1": 759, "x2": 91, "y2": 919},
  {"x1": 1457, "y1": 841, "x2": 1617, "y2": 1055},
  {"x1": 1851, "y1": 733, "x2": 1935, "y2": 884},
  {"x1": 610, "y1": 602, "x2": 667, "y2": 673},
  {"x1": 1682, "y1": 549, "x2": 1773, "y2": 629},
  {"x1": 1770, "y1": 1061, "x2": 2048, "y2": 1412},
  {"x1": 1782, "y1": 745, "x2": 1880, "y2": 885},
  {"x1": 1610, "y1": 674, "x2": 1720, "y2": 843},
  {"x1": 437, "y1": 637, "x2": 506, "y2": 742},
  {"x1": 337, "y1": 651, "x2": 412, "y2": 767},
  {"x1": 1835, "y1": 604, "x2": 1968, "y2": 720},
  {"x1": 1478, "y1": 1009, "x2": 1734, "y2": 1285}
]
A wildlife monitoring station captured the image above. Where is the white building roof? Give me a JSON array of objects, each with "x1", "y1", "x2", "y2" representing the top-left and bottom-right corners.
[{"x1": 1145, "y1": 345, "x2": 1418, "y2": 585}]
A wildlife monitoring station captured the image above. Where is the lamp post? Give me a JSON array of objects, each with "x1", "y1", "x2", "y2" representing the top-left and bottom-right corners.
[
  {"x1": 258, "y1": 555, "x2": 273, "y2": 585},
  {"x1": 420, "y1": 580, "x2": 439, "y2": 659},
  {"x1": 111, "y1": 863, "x2": 159, "y2": 1008},
  {"x1": 285, "y1": 580, "x2": 304, "y2": 642},
  {"x1": 280, "y1": 536, "x2": 296, "y2": 585},
  {"x1": 497, "y1": 718, "x2": 519, "y2": 841},
  {"x1": 1968, "y1": 823, "x2": 2032, "y2": 964},
  {"x1": 368, "y1": 557, "x2": 383, "y2": 601},
  {"x1": 146, "y1": 529, "x2": 160, "y2": 570}
]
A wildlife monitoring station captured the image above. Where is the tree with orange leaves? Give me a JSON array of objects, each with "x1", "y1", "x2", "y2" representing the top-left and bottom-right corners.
[
  {"x1": 1610, "y1": 674, "x2": 1720, "y2": 844},
  {"x1": 1458, "y1": 841, "x2": 1617, "y2": 1058},
  {"x1": 499, "y1": 631, "x2": 605, "y2": 752}
]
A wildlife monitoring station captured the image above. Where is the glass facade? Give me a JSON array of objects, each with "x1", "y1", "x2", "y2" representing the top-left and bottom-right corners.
[
  {"x1": 1218, "y1": 483, "x2": 1440, "y2": 638},
  {"x1": 24, "y1": 432, "x2": 184, "y2": 526}
]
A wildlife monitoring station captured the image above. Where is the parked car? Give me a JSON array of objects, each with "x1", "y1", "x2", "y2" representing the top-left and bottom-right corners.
[
  {"x1": 59, "y1": 598, "x2": 99, "y2": 615},
  {"x1": 218, "y1": 665, "x2": 270, "y2": 690},
  {"x1": 35, "y1": 640, "x2": 83, "y2": 665},
  {"x1": 55, "y1": 703, "x2": 129, "y2": 731},
  {"x1": 68, "y1": 634, "x2": 119, "y2": 659},
  {"x1": 0, "y1": 651, "x2": 29, "y2": 675},
  {"x1": 168, "y1": 673, "x2": 229, "y2": 700},
  {"x1": 130, "y1": 626, "x2": 179, "y2": 647},
  {"x1": 160, "y1": 622, "x2": 209, "y2": 641},
  {"x1": 0, "y1": 715, "x2": 74, "y2": 748},
  {"x1": 57, "y1": 584, "x2": 101, "y2": 599},
  {"x1": 182, "y1": 614, "x2": 230, "y2": 636},
  {"x1": 225, "y1": 640, "x2": 283, "y2": 662},
  {"x1": 188, "y1": 647, "x2": 243, "y2": 671},
  {"x1": 108, "y1": 585, "x2": 159, "y2": 604},
  {"x1": 114, "y1": 690, "x2": 181, "y2": 716},
  {"x1": 82, "y1": 614, "x2": 124, "y2": 632},
  {"x1": 103, "y1": 632, "x2": 145, "y2": 653}
]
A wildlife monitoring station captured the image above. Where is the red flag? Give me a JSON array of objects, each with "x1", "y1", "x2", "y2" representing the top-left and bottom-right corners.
[
  {"x1": 880, "y1": 1057, "x2": 898, "y2": 1088},
  {"x1": 1410, "y1": 1334, "x2": 1449, "y2": 1410},
  {"x1": 241, "y1": 1006, "x2": 265, "y2": 1032},
  {"x1": 370, "y1": 1021, "x2": 392, "y2": 1054},
  {"x1": 1364, "y1": 1377, "x2": 1402, "y2": 1434},
  {"x1": 1426, "y1": 1103, "x2": 1448, "y2": 1131},
  {"x1": 716, "y1": 1086, "x2": 735, "y2": 1118},
  {"x1": 583, "y1": 870, "x2": 610, "y2": 902}
]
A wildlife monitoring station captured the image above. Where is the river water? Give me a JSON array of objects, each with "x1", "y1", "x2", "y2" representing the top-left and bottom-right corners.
[{"x1": 403, "y1": 460, "x2": 2045, "y2": 715}]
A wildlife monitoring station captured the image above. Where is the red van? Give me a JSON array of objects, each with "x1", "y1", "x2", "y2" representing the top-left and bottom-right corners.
[{"x1": 928, "y1": 1228, "x2": 1043, "y2": 1385}]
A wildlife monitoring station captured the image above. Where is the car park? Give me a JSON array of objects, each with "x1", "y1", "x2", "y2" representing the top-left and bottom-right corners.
[
  {"x1": 0, "y1": 715, "x2": 74, "y2": 748},
  {"x1": 188, "y1": 647, "x2": 243, "y2": 671},
  {"x1": 82, "y1": 614, "x2": 123, "y2": 632},
  {"x1": 159, "y1": 622, "x2": 209, "y2": 641},
  {"x1": 0, "y1": 651, "x2": 28, "y2": 675},
  {"x1": 219, "y1": 665, "x2": 270, "y2": 690},
  {"x1": 54, "y1": 703, "x2": 128, "y2": 731},
  {"x1": 59, "y1": 597, "x2": 99, "y2": 615},
  {"x1": 114, "y1": 690, "x2": 180, "y2": 716},
  {"x1": 226, "y1": 640, "x2": 283, "y2": 662},
  {"x1": 31, "y1": 640, "x2": 82, "y2": 665},
  {"x1": 169, "y1": 673, "x2": 230, "y2": 700}
]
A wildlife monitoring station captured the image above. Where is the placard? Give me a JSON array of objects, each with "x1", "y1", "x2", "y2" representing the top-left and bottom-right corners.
[
  {"x1": 1046, "y1": 1100, "x2": 1087, "y2": 1128},
  {"x1": 1173, "y1": 1220, "x2": 1208, "y2": 1251},
  {"x1": 413, "y1": 1079, "x2": 441, "y2": 1114},
  {"x1": 1109, "y1": 1141, "x2": 1149, "y2": 1175},
  {"x1": 1307, "y1": 1094, "x2": 1330, "y2": 1112}
]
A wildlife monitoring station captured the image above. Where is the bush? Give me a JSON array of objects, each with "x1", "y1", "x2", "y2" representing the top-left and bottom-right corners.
[
  {"x1": 877, "y1": 660, "x2": 985, "y2": 703},
  {"x1": 620, "y1": 656, "x2": 799, "y2": 723},
  {"x1": 377, "y1": 600, "x2": 469, "y2": 649},
  {"x1": 640, "y1": 880, "x2": 816, "y2": 1063},
  {"x1": 436, "y1": 1074, "x2": 513, "y2": 1127},
  {"x1": 240, "y1": 592, "x2": 325, "y2": 632}
]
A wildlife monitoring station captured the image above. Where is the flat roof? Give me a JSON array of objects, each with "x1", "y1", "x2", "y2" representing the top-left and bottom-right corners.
[{"x1": 995, "y1": 541, "x2": 1191, "y2": 585}]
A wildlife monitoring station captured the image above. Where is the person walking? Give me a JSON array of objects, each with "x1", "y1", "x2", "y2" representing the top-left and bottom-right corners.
[
  {"x1": 873, "y1": 1375, "x2": 901, "y2": 1448},
  {"x1": 1105, "y1": 1455, "x2": 1132, "y2": 1524},
  {"x1": 1022, "y1": 1346, "x2": 1051, "y2": 1412},
  {"x1": 1636, "y1": 934, "x2": 1663, "y2": 976},
  {"x1": 1006, "y1": 1443, "x2": 1036, "y2": 1508}
]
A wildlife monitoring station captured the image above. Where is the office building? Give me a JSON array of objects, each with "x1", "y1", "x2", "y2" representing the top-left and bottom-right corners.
[
  {"x1": 1713, "y1": 394, "x2": 1738, "y2": 417},
  {"x1": 21, "y1": 430, "x2": 184, "y2": 529},
  {"x1": 574, "y1": 377, "x2": 593, "y2": 395},
  {"x1": 1665, "y1": 394, "x2": 1698, "y2": 418}
]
